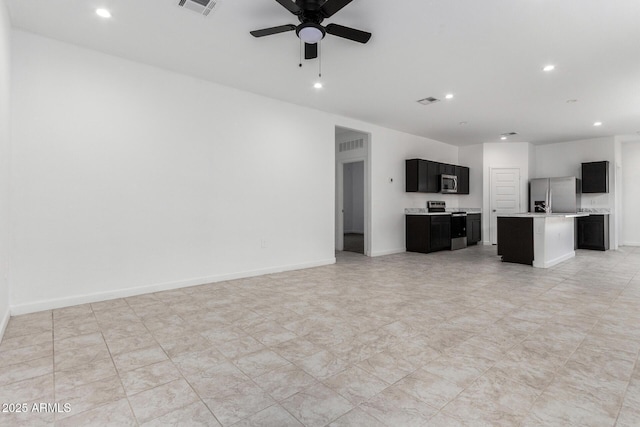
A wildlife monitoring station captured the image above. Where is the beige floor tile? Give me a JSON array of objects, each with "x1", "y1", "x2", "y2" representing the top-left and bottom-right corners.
[
  {"x1": 120, "y1": 360, "x2": 182, "y2": 396},
  {"x1": 296, "y1": 349, "x2": 349, "y2": 380},
  {"x1": 54, "y1": 342, "x2": 111, "y2": 371},
  {"x1": 55, "y1": 357, "x2": 118, "y2": 391},
  {"x1": 104, "y1": 333, "x2": 157, "y2": 356},
  {"x1": 158, "y1": 333, "x2": 211, "y2": 358},
  {"x1": 231, "y1": 404, "x2": 302, "y2": 427},
  {"x1": 323, "y1": 366, "x2": 388, "y2": 405},
  {"x1": 141, "y1": 400, "x2": 221, "y2": 426},
  {"x1": 0, "y1": 356, "x2": 53, "y2": 387},
  {"x1": 394, "y1": 368, "x2": 464, "y2": 409},
  {"x1": 128, "y1": 378, "x2": 200, "y2": 424},
  {"x1": 270, "y1": 337, "x2": 323, "y2": 363},
  {"x1": 0, "y1": 341, "x2": 53, "y2": 368},
  {"x1": 217, "y1": 335, "x2": 265, "y2": 359},
  {"x1": 233, "y1": 349, "x2": 290, "y2": 378},
  {"x1": 172, "y1": 347, "x2": 227, "y2": 376},
  {"x1": 55, "y1": 398, "x2": 136, "y2": 427},
  {"x1": 254, "y1": 363, "x2": 317, "y2": 401},
  {"x1": 280, "y1": 383, "x2": 353, "y2": 427},
  {"x1": 0, "y1": 373, "x2": 53, "y2": 403},
  {"x1": 113, "y1": 345, "x2": 168, "y2": 373},
  {"x1": 327, "y1": 407, "x2": 386, "y2": 427},
  {"x1": 187, "y1": 362, "x2": 252, "y2": 398},
  {"x1": 55, "y1": 375, "x2": 126, "y2": 420},
  {"x1": 203, "y1": 379, "x2": 275, "y2": 426},
  {"x1": 360, "y1": 385, "x2": 438, "y2": 427},
  {"x1": 0, "y1": 330, "x2": 52, "y2": 353}
]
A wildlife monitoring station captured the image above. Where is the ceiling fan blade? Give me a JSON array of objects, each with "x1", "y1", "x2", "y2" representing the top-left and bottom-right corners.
[
  {"x1": 320, "y1": 0, "x2": 354, "y2": 18},
  {"x1": 325, "y1": 23, "x2": 371, "y2": 43},
  {"x1": 274, "y1": 0, "x2": 302, "y2": 15},
  {"x1": 250, "y1": 24, "x2": 296, "y2": 37},
  {"x1": 305, "y1": 43, "x2": 318, "y2": 60}
]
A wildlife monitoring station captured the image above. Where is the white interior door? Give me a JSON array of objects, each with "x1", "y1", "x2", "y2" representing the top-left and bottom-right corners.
[{"x1": 490, "y1": 168, "x2": 521, "y2": 244}]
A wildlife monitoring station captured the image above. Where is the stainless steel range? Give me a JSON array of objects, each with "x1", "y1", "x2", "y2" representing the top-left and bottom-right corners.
[{"x1": 427, "y1": 201, "x2": 467, "y2": 250}]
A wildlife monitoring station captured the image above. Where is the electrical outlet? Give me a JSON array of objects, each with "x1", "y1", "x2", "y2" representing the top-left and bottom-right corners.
[{"x1": 260, "y1": 239, "x2": 267, "y2": 248}]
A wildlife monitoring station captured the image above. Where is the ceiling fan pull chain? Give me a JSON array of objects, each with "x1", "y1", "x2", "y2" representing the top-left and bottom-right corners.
[
  {"x1": 299, "y1": 39, "x2": 303, "y2": 67},
  {"x1": 319, "y1": 41, "x2": 322, "y2": 78}
]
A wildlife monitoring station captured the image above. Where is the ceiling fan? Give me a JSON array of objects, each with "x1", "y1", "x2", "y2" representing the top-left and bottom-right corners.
[{"x1": 250, "y1": 0, "x2": 372, "y2": 60}]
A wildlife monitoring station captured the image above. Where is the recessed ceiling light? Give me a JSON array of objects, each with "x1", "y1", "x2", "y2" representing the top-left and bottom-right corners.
[
  {"x1": 593, "y1": 121, "x2": 602, "y2": 127},
  {"x1": 543, "y1": 64, "x2": 555, "y2": 72},
  {"x1": 445, "y1": 94, "x2": 454, "y2": 100},
  {"x1": 96, "y1": 8, "x2": 111, "y2": 18},
  {"x1": 500, "y1": 136, "x2": 507, "y2": 140},
  {"x1": 313, "y1": 82, "x2": 323, "y2": 89},
  {"x1": 566, "y1": 99, "x2": 578, "y2": 103},
  {"x1": 459, "y1": 121, "x2": 468, "y2": 126}
]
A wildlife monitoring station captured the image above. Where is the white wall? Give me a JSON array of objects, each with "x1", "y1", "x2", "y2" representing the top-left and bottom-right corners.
[
  {"x1": 0, "y1": 0, "x2": 11, "y2": 337},
  {"x1": 458, "y1": 144, "x2": 483, "y2": 209},
  {"x1": 11, "y1": 31, "x2": 337, "y2": 313},
  {"x1": 622, "y1": 141, "x2": 640, "y2": 245},
  {"x1": 343, "y1": 161, "x2": 364, "y2": 234},
  {"x1": 534, "y1": 136, "x2": 618, "y2": 249},
  {"x1": 482, "y1": 142, "x2": 532, "y2": 244}
]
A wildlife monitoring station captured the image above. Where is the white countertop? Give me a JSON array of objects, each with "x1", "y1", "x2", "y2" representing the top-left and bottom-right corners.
[
  {"x1": 405, "y1": 208, "x2": 482, "y2": 215},
  {"x1": 498, "y1": 212, "x2": 588, "y2": 218}
]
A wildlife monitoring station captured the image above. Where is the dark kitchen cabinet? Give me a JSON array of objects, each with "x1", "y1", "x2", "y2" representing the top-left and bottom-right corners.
[
  {"x1": 439, "y1": 163, "x2": 456, "y2": 176},
  {"x1": 497, "y1": 217, "x2": 534, "y2": 265},
  {"x1": 466, "y1": 213, "x2": 482, "y2": 245},
  {"x1": 406, "y1": 159, "x2": 440, "y2": 193},
  {"x1": 405, "y1": 159, "x2": 470, "y2": 194},
  {"x1": 582, "y1": 161, "x2": 609, "y2": 193},
  {"x1": 406, "y1": 215, "x2": 451, "y2": 253},
  {"x1": 577, "y1": 214, "x2": 609, "y2": 251},
  {"x1": 456, "y1": 166, "x2": 470, "y2": 195}
]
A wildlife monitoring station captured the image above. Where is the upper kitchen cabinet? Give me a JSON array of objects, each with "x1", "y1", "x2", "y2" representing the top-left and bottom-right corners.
[
  {"x1": 406, "y1": 159, "x2": 470, "y2": 194},
  {"x1": 406, "y1": 159, "x2": 439, "y2": 193},
  {"x1": 439, "y1": 163, "x2": 456, "y2": 176},
  {"x1": 582, "y1": 161, "x2": 609, "y2": 193},
  {"x1": 455, "y1": 166, "x2": 470, "y2": 194}
]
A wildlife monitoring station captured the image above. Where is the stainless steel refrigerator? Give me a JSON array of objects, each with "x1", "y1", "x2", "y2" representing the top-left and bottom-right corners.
[{"x1": 529, "y1": 177, "x2": 581, "y2": 213}]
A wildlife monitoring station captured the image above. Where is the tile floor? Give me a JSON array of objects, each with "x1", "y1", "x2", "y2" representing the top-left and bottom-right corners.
[{"x1": 0, "y1": 245, "x2": 639, "y2": 426}]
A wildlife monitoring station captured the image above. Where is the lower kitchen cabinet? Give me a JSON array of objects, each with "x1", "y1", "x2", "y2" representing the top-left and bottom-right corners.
[
  {"x1": 577, "y1": 214, "x2": 609, "y2": 251},
  {"x1": 406, "y1": 215, "x2": 451, "y2": 253},
  {"x1": 466, "y1": 213, "x2": 482, "y2": 245}
]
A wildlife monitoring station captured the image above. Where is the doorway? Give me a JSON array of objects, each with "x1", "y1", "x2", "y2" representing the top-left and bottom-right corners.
[
  {"x1": 490, "y1": 167, "x2": 521, "y2": 244},
  {"x1": 342, "y1": 161, "x2": 365, "y2": 254},
  {"x1": 335, "y1": 127, "x2": 371, "y2": 256}
]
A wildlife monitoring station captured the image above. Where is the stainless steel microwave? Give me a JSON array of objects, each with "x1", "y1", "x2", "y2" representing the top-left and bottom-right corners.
[{"x1": 441, "y1": 174, "x2": 458, "y2": 193}]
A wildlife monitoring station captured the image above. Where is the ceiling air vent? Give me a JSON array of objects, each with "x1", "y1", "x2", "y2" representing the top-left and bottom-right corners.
[
  {"x1": 501, "y1": 132, "x2": 518, "y2": 137},
  {"x1": 417, "y1": 97, "x2": 440, "y2": 105},
  {"x1": 178, "y1": 0, "x2": 218, "y2": 16}
]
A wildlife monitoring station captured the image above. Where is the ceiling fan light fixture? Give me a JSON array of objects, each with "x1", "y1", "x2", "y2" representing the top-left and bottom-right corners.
[{"x1": 297, "y1": 23, "x2": 325, "y2": 44}]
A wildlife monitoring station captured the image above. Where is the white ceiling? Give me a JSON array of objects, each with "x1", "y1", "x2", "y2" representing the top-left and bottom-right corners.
[{"x1": 6, "y1": 0, "x2": 640, "y2": 146}]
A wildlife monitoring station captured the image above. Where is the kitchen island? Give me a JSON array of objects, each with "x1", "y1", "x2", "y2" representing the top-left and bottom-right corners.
[{"x1": 497, "y1": 212, "x2": 588, "y2": 268}]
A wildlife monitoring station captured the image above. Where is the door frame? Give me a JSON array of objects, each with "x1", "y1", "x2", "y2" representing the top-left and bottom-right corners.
[
  {"x1": 335, "y1": 128, "x2": 371, "y2": 256},
  {"x1": 489, "y1": 167, "x2": 521, "y2": 245}
]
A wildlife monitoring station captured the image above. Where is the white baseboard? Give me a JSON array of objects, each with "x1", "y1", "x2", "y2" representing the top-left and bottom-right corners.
[
  {"x1": 10, "y1": 257, "x2": 336, "y2": 316},
  {"x1": 0, "y1": 307, "x2": 9, "y2": 344},
  {"x1": 370, "y1": 248, "x2": 405, "y2": 257},
  {"x1": 482, "y1": 241, "x2": 493, "y2": 246},
  {"x1": 533, "y1": 251, "x2": 575, "y2": 269},
  {"x1": 622, "y1": 242, "x2": 640, "y2": 247}
]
